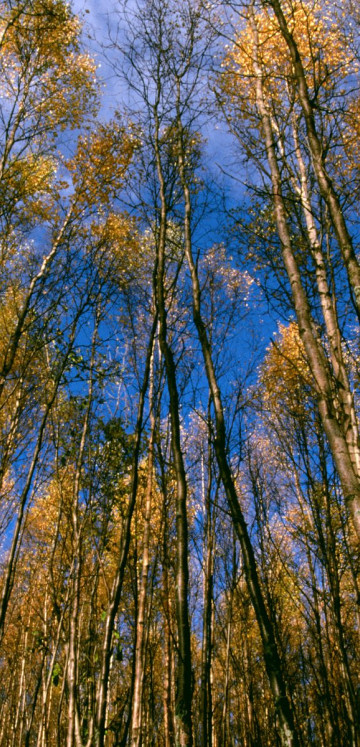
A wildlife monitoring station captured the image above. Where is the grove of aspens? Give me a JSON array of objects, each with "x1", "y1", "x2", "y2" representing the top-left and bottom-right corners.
[{"x1": 0, "y1": 0, "x2": 359, "y2": 745}]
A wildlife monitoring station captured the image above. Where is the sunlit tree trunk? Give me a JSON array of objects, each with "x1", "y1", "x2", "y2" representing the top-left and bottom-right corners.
[
  {"x1": 250, "y1": 22, "x2": 360, "y2": 540},
  {"x1": 11, "y1": 624, "x2": 29, "y2": 747},
  {"x1": 287, "y1": 112, "x2": 360, "y2": 487},
  {"x1": 158, "y1": 450, "x2": 176, "y2": 747},
  {"x1": 200, "y1": 431, "x2": 215, "y2": 747},
  {"x1": 265, "y1": 0, "x2": 360, "y2": 319}
]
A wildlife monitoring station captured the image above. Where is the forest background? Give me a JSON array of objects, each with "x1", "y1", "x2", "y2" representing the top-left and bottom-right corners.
[{"x1": 0, "y1": 0, "x2": 359, "y2": 745}]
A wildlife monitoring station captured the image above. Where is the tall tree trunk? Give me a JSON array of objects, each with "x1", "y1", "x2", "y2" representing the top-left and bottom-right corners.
[
  {"x1": 158, "y1": 451, "x2": 176, "y2": 747},
  {"x1": 200, "y1": 432, "x2": 214, "y2": 747},
  {"x1": 250, "y1": 25, "x2": 360, "y2": 540},
  {"x1": 265, "y1": 0, "x2": 360, "y2": 319},
  {"x1": 67, "y1": 317, "x2": 98, "y2": 747},
  {"x1": 66, "y1": 554, "x2": 82, "y2": 747},
  {"x1": 153, "y1": 103, "x2": 193, "y2": 743},
  {"x1": 289, "y1": 112, "x2": 360, "y2": 485},
  {"x1": 12, "y1": 625, "x2": 29, "y2": 747},
  {"x1": 175, "y1": 108, "x2": 300, "y2": 746},
  {"x1": 131, "y1": 343, "x2": 157, "y2": 746}
]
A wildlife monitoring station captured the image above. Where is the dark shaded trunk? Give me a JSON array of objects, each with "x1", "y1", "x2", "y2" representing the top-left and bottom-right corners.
[{"x1": 175, "y1": 113, "x2": 300, "y2": 746}]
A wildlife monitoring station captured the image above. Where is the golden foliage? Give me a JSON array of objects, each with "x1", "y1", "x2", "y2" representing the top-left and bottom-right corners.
[
  {"x1": 220, "y1": 1, "x2": 357, "y2": 111},
  {"x1": 0, "y1": 0, "x2": 97, "y2": 127},
  {"x1": 2, "y1": 153, "x2": 57, "y2": 222},
  {"x1": 91, "y1": 211, "x2": 142, "y2": 283},
  {"x1": 69, "y1": 119, "x2": 139, "y2": 207},
  {"x1": 0, "y1": 0, "x2": 99, "y2": 229},
  {"x1": 260, "y1": 321, "x2": 313, "y2": 417}
]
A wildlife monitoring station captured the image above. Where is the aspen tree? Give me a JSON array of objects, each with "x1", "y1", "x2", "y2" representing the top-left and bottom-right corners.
[{"x1": 220, "y1": 0, "x2": 360, "y2": 541}]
